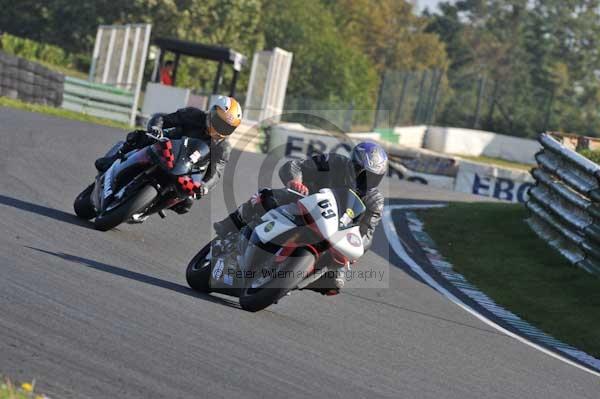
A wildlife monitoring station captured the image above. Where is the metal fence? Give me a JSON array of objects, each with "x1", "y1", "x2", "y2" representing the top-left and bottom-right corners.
[
  {"x1": 61, "y1": 76, "x2": 135, "y2": 124},
  {"x1": 526, "y1": 132, "x2": 600, "y2": 275}
]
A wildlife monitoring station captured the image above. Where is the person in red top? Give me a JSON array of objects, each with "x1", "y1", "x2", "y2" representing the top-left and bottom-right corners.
[{"x1": 160, "y1": 60, "x2": 174, "y2": 86}]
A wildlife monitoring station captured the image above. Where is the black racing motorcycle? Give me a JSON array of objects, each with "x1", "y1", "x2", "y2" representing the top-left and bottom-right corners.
[
  {"x1": 74, "y1": 129, "x2": 210, "y2": 231},
  {"x1": 186, "y1": 187, "x2": 367, "y2": 312}
]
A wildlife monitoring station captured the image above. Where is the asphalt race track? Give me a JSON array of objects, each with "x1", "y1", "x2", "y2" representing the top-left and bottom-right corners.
[{"x1": 0, "y1": 107, "x2": 598, "y2": 398}]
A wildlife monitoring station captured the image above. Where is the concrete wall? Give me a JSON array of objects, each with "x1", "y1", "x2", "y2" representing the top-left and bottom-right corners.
[{"x1": 424, "y1": 126, "x2": 540, "y2": 165}]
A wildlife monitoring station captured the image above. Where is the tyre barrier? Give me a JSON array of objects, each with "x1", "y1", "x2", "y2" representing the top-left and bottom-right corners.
[{"x1": 0, "y1": 51, "x2": 64, "y2": 107}]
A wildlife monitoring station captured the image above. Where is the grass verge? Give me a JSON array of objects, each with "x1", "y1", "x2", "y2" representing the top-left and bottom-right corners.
[
  {"x1": 455, "y1": 154, "x2": 534, "y2": 171},
  {"x1": 0, "y1": 96, "x2": 130, "y2": 131},
  {"x1": 0, "y1": 378, "x2": 47, "y2": 399},
  {"x1": 419, "y1": 202, "x2": 600, "y2": 358},
  {"x1": 36, "y1": 60, "x2": 88, "y2": 80}
]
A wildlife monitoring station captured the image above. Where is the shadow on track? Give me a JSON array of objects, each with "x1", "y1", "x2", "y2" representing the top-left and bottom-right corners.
[
  {"x1": 0, "y1": 194, "x2": 92, "y2": 228},
  {"x1": 25, "y1": 246, "x2": 240, "y2": 309}
]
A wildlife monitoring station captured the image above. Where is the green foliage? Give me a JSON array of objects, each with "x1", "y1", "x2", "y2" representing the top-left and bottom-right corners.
[
  {"x1": 9, "y1": 0, "x2": 600, "y2": 138},
  {"x1": 261, "y1": 0, "x2": 378, "y2": 109},
  {"x1": 421, "y1": 202, "x2": 600, "y2": 358},
  {"x1": 578, "y1": 149, "x2": 600, "y2": 165},
  {"x1": 0, "y1": 33, "x2": 89, "y2": 75},
  {"x1": 0, "y1": 96, "x2": 131, "y2": 130},
  {"x1": 427, "y1": 0, "x2": 600, "y2": 137}
]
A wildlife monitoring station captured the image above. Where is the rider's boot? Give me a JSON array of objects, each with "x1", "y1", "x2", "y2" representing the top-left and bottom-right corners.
[
  {"x1": 171, "y1": 197, "x2": 193, "y2": 214},
  {"x1": 304, "y1": 267, "x2": 345, "y2": 296},
  {"x1": 95, "y1": 141, "x2": 135, "y2": 172},
  {"x1": 213, "y1": 208, "x2": 247, "y2": 239},
  {"x1": 94, "y1": 154, "x2": 119, "y2": 172},
  {"x1": 213, "y1": 188, "x2": 280, "y2": 238}
]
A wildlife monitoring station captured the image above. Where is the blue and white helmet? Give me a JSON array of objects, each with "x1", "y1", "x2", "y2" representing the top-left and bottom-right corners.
[{"x1": 350, "y1": 141, "x2": 388, "y2": 191}]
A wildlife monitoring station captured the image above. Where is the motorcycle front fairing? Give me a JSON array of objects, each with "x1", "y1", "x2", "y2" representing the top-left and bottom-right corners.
[
  {"x1": 297, "y1": 188, "x2": 366, "y2": 262},
  {"x1": 150, "y1": 137, "x2": 211, "y2": 177},
  {"x1": 208, "y1": 205, "x2": 310, "y2": 294},
  {"x1": 92, "y1": 148, "x2": 154, "y2": 212}
]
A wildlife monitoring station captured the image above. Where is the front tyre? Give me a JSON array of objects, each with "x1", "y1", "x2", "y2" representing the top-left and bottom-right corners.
[
  {"x1": 74, "y1": 183, "x2": 96, "y2": 219},
  {"x1": 239, "y1": 248, "x2": 315, "y2": 312},
  {"x1": 93, "y1": 185, "x2": 157, "y2": 231},
  {"x1": 186, "y1": 243, "x2": 212, "y2": 293}
]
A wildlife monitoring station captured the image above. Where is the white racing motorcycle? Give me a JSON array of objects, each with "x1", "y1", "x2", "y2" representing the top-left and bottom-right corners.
[{"x1": 186, "y1": 188, "x2": 366, "y2": 312}]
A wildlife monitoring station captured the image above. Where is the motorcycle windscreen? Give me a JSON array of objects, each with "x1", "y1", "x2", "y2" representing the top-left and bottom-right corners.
[
  {"x1": 330, "y1": 188, "x2": 366, "y2": 228},
  {"x1": 169, "y1": 137, "x2": 211, "y2": 177}
]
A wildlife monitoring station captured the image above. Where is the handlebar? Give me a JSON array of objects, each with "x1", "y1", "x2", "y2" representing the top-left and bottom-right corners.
[
  {"x1": 145, "y1": 127, "x2": 176, "y2": 142},
  {"x1": 286, "y1": 188, "x2": 307, "y2": 198}
]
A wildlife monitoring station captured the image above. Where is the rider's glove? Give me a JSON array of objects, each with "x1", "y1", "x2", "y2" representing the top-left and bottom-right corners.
[
  {"x1": 126, "y1": 130, "x2": 147, "y2": 145},
  {"x1": 286, "y1": 180, "x2": 309, "y2": 196},
  {"x1": 178, "y1": 176, "x2": 207, "y2": 199}
]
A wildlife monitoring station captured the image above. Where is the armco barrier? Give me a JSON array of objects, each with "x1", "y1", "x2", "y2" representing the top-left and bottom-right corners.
[
  {"x1": 62, "y1": 76, "x2": 135, "y2": 124},
  {"x1": 527, "y1": 132, "x2": 600, "y2": 275}
]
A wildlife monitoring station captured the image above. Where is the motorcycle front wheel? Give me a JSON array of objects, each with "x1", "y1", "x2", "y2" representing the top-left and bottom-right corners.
[
  {"x1": 186, "y1": 243, "x2": 212, "y2": 293},
  {"x1": 73, "y1": 183, "x2": 96, "y2": 220},
  {"x1": 239, "y1": 248, "x2": 315, "y2": 312},
  {"x1": 93, "y1": 185, "x2": 157, "y2": 231}
]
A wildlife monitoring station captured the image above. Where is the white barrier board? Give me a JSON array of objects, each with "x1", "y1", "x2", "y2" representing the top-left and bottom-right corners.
[
  {"x1": 393, "y1": 125, "x2": 427, "y2": 148},
  {"x1": 454, "y1": 161, "x2": 534, "y2": 203},
  {"x1": 268, "y1": 124, "x2": 457, "y2": 189},
  {"x1": 141, "y1": 83, "x2": 190, "y2": 116}
]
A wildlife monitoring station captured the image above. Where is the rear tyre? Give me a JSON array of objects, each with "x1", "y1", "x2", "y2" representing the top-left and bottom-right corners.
[
  {"x1": 74, "y1": 183, "x2": 96, "y2": 220},
  {"x1": 93, "y1": 185, "x2": 157, "y2": 231},
  {"x1": 186, "y1": 243, "x2": 212, "y2": 293},
  {"x1": 239, "y1": 248, "x2": 315, "y2": 312}
]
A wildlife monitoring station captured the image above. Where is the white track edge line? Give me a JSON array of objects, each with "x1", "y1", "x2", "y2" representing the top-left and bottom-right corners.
[{"x1": 383, "y1": 204, "x2": 600, "y2": 378}]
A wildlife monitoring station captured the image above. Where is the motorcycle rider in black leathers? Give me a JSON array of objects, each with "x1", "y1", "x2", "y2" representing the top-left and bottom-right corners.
[
  {"x1": 95, "y1": 96, "x2": 243, "y2": 214},
  {"x1": 213, "y1": 141, "x2": 388, "y2": 295}
]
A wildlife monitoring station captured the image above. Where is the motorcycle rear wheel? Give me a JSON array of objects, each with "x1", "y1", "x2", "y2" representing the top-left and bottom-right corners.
[
  {"x1": 93, "y1": 185, "x2": 157, "y2": 231},
  {"x1": 239, "y1": 248, "x2": 315, "y2": 312}
]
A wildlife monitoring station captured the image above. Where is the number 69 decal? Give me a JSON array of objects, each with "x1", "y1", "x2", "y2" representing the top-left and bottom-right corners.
[{"x1": 318, "y1": 199, "x2": 336, "y2": 219}]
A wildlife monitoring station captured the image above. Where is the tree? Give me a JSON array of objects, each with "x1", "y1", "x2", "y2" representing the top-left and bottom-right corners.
[
  {"x1": 331, "y1": 0, "x2": 448, "y2": 72},
  {"x1": 428, "y1": 0, "x2": 600, "y2": 137},
  {"x1": 262, "y1": 0, "x2": 378, "y2": 109}
]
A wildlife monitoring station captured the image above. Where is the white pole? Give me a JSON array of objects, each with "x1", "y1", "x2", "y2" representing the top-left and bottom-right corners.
[
  {"x1": 150, "y1": 48, "x2": 161, "y2": 83},
  {"x1": 274, "y1": 49, "x2": 293, "y2": 117},
  {"x1": 261, "y1": 51, "x2": 276, "y2": 122},
  {"x1": 127, "y1": 27, "x2": 141, "y2": 90},
  {"x1": 244, "y1": 51, "x2": 259, "y2": 119},
  {"x1": 130, "y1": 24, "x2": 152, "y2": 126},
  {"x1": 116, "y1": 25, "x2": 131, "y2": 89},
  {"x1": 102, "y1": 28, "x2": 117, "y2": 84},
  {"x1": 89, "y1": 26, "x2": 103, "y2": 82}
]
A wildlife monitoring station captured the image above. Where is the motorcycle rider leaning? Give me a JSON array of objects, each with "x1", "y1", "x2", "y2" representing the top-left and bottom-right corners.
[
  {"x1": 95, "y1": 96, "x2": 242, "y2": 215},
  {"x1": 213, "y1": 141, "x2": 388, "y2": 296}
]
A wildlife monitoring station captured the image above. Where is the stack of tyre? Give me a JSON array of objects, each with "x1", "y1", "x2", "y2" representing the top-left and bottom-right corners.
[{"x1": 0, "y1": 51, "x2": 64, "y2": 107}]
